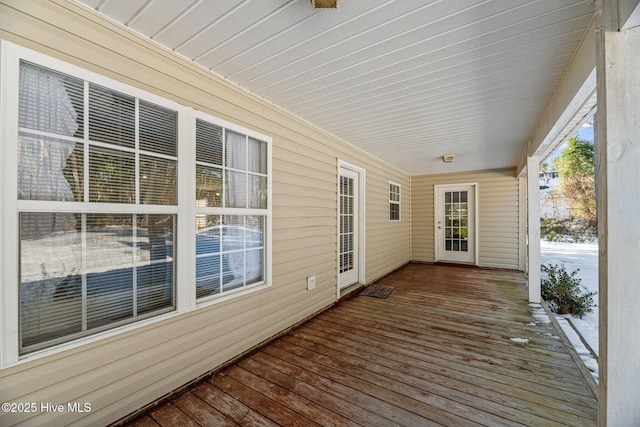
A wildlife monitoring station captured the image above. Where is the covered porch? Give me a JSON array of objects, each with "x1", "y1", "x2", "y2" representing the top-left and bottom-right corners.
[
  {"x1": 1, "y1": 1, "x2": 639, "y2": 425},
  {"x1": 127, "y1": 264, "x2": 598, "y2": 427}
]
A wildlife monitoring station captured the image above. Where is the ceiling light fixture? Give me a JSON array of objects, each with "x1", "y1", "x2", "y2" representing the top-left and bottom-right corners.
[
  {"x1": 442, "y1": 155, "x2": 455, "y2": 163},
  {"x1": 311, "y1": 0, "x2": 341, "y2": 9}
]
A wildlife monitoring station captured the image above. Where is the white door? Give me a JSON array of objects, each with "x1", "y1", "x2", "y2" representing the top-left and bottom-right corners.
[
  {"x1": 435, "y1": 184, "x2": 476, "y2": 264},
  {"x1": 339, "y1": 168, "x2": 359, "y2": 288}
]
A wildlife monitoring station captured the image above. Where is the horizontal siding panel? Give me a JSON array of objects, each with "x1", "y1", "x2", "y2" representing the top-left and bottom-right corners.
[
  {"x1": 273, "y1": 204, "x2": 336, "y2": 218},
  {"x1": 273, "y1": 244, "x2": 337, "y2": 266},
  {"x1": 480, "y1": 245, "x2": 521, "y2": 254},
  {"x1": 273, "y1": 226, "x2": 336, "y2": 242}
]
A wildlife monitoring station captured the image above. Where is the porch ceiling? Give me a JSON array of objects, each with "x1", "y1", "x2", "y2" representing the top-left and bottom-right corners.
[{"x1": 76, "y1": 0, "x2": 595, "y2": 175}]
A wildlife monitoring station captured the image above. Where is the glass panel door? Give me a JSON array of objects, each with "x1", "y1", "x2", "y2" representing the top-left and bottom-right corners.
[
  {"x1": 436, "y1": 184, "x2": 476, "y2": 264},
  {"x1": 339, "y1": 167, "x2": 359, "y2": 287}
]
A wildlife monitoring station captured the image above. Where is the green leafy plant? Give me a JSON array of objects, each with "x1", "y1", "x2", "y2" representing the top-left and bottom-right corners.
[
  {"x1": 541, "y1": 263, "x2": 596, "y2": 317},
  {"x1": 553, "y1": 136, "x2": 596, "y2": 225}
]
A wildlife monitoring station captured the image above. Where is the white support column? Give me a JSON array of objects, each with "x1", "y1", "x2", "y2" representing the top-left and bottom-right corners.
[
  {"x1": 596, "y1": 0, "x2": 640, "y2": 425},
  {"x1": 518, "y1": 177, "x2": 527, "y2": 272},
  {"x1": 526, "y1": 156, "x2": 541, "y2": 303}
]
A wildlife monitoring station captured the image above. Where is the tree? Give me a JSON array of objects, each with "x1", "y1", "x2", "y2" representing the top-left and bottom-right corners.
[
  {"x1": 541, "y1": 161, "x2": 550, "y2": 173},
  {"x1": 553, "y1": 136, "x2": 596, "y2": 225}
]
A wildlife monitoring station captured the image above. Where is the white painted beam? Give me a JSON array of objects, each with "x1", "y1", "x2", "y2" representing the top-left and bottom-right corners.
[
  {"x1": 526, "y1": 156, "x2": 541, "y2": 303},
  {"x1": 518, "y1": 176, "x2": 527, "y2": 272},
  {"x1": 517, "y1": 19, "x2": 597, "y2": 176},
  {"x1": 596, "y1": 0, "x2": 640, "y2": 424}
]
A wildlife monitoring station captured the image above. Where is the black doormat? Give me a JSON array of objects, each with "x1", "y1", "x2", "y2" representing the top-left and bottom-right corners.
[{"x1": 359, "y1": 284, "x2": 394, "y2": 299}]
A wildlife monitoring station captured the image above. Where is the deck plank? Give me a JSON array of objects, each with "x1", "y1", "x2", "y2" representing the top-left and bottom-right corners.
[
  {"x1": 261, "y1": 344, "x2": 451, "y2": 427},
  {"x1": 238, "y1": 356, "x2": 399, "y2": 427},
  {"x1": 313, "y1": 308, "x2": 591, "y2": 396},
  {"x1": 123, "y1": 264, "x2": 598, "y2": 427},
  {"x1": 248, "y1": 350, "x2": 434, "y2": 426},
  {"x1": 223, "y1": 364, "x2": 360, "y2": 427},
  {"x1": 126, "y1": 415, "x2": 161, "y2": 427},
  {"x1": 148, "y1": 402, "x2": 200, "y2": 427},
  {"x1": 171, "y1": 392, "x2": 239, "y2": 427},
  {"x1": 190, "y1": 381, "x2": 280, "y2": 427},
  {"x1": 209, "y1": 371, "x2": 322, "y2": 427},
  {"x1": 295, "y1": 318, "x2": 595, "y2": 426}
]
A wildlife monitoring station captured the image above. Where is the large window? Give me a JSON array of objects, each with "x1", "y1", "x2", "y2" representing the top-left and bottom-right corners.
[
  {"x1": 17, "y1": 61, "x2": 177, "y2": 354},
  {"x1": 1, "y1": 42, "x2": 271, "y2": 363},
  {"x1": 195, "y1": 118, "x2": 268, "y2": 300}
]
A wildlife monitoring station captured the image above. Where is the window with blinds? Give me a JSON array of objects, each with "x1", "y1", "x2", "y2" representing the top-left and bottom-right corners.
[
  {"x1": 195, "y1": 118, "x2": 268, "y2": 300},
  {"x1": 389, "y1": 182, "x2": 401, "y2": 222},
  {"x1": 3, "y1": 44, "x2": 271, "y2": 363},
  {"x1": 17, "y1": 61, "x2": 177, "y2": 354}
]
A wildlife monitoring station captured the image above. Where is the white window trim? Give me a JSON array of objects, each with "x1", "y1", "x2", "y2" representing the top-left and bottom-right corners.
[
  {"x1": 389, "y1": 180, "x2": 401, "y2": 222},
  {"x1": 0, "y1": 41, "x2": 272, "y2": 368},
  {"x1": 191, "y1": 109, "x2": 272, "y2": 308},
  {"x1": 336, "y1": 160, "x2": 366, "y2": 295}
]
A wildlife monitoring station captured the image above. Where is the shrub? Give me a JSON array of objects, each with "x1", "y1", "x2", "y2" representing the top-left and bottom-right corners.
[
  {"x1": 553, "y1": 137, "x2": 596, "y2": 225},
  {"x1": 541, "y1": 264, "x2": 596, "y2": 317},
  {"x1": 540, "y1": 218, "x2": 597, "y2": 242}
]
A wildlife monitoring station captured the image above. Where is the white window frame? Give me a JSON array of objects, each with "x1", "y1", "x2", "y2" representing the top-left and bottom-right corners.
[
  {"x1": 389, "y1": 181, "x2": 401, "y2": 222},
  {"x1": 336, "y1": 160, "x2": 366, "y2": 295},
  {"x1": 193, "y1": 110, "x2": 272, "y2": 306},
  {"x1": 0, "y1": 41, "x2": 272, "y2": 368}
]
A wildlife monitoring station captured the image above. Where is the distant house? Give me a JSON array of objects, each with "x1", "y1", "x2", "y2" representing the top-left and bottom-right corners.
[{"x1": 1, "y1": 1, "x2": 639, "y2": 425}]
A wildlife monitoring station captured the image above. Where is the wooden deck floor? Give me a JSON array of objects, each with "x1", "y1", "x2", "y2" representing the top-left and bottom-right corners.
[{"x1": 126, "y1": 264, "x2": 598, "y2": 427}]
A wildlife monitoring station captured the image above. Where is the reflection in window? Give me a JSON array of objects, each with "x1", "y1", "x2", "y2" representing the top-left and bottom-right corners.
[
  {"x1": 195, "y1": 119, "x2": 268, "y2": 210},
  {"x1": 444, "y1": 191, "x2": 469, "y2": 252},
  {"x1": 195, "y1": 118, "x2": 268, "y2": 301},
  {"x1": 339, "y1": 175, "x2": 354, "y2": 273},
  {"x1": 389, "y1": 182, "x2": 401, "y2": 221},
  {"x1": 20, "y1": 213, "x2": 175, "y2": 353},
  {"x1": 17, "y1": 61, "x2": 179, "y2": 354},
  {"x1": 195, "y1": 215, "x2": 265, "y2": 299},
  {"x1": 18, "y1": 61, "x2": 178, "y2": 206}
]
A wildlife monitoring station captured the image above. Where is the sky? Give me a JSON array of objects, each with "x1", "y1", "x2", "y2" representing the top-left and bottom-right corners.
[{"x1": 546, "y1": 114, "x2": 594, "y2": 163}]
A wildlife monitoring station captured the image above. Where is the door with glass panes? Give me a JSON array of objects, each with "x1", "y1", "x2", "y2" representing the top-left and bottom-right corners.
[
  {"x1": 435, "y1": 184, "x2": 476, "y2": 264},
  {"x1": 339, "y1": 167, "x2": 359, "y2": 287}
]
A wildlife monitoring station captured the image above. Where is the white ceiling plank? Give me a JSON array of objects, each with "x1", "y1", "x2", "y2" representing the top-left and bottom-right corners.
[
  {"x1": 261, "y1": 13, "x2": 591, "y2": 103},
  {"x1": 285, "y1": 35, "x2": 581, "y2": 114},
  {"x1": 75, "y1": 0, "x2": 596, "y2": 175},
  {"x1": 95, "y1": 0, "x2": 148, "y2": 24},
  {"x1": 301, "y1": 65, "x2": 568, "y2": 127},
  {"x1": 193, "y1": 0, "x2": 301, "y2": 66},
  {"x1": 126, "y1": 0, "x2": 199, "y2": 37},
  {"x1": 152, "y1": 0, "x2": 248, "y2": 50},
  {"x1": 228, "y1": 0, "x2": 418, "y2": 85},
  {"x1": 204, "y1": 1, "x2": 316, "y2": 73}
]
